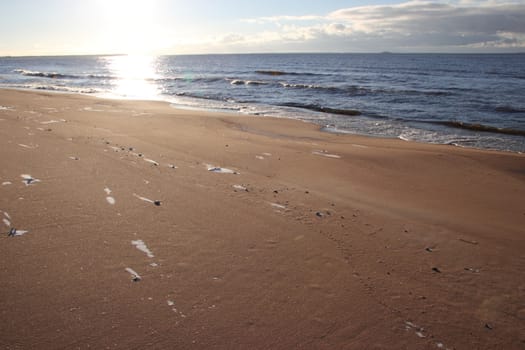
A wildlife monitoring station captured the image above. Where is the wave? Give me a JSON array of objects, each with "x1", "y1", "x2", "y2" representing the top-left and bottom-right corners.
[
  {"x1": 14, "y1": 69, "x2": 115, "y2": 80},
  {"x1": 255, "y1": 70, "x2": 320, "y2": 76},
  {"x1": 230, "y1": 79, "x2": 268, "y2": 86},
  {"x1": 429, "y1": 120, "x2": 525, "y2": 137},
  {"x1": 278, "y1": 102, "x2": 361, "y2": 116},
  {"x1": 494, "y1": 106, "x2": 525, "y2": 114}
]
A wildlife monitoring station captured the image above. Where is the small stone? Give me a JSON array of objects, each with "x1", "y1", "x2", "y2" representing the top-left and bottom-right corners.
[
  {"x1": 485, "y1": 323, "x2": 493, "y2": 330},
  {"x1": 154, "y1": 200, "x2": 161, "y2": 206},
  {"x1": 432, "y1": 267, "x2": 441, "y2": 273}
]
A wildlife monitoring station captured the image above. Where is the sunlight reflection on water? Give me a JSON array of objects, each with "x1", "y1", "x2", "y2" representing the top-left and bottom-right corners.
[{"x1": 104, "y1": 55, "x2": 160, "y2": 100}]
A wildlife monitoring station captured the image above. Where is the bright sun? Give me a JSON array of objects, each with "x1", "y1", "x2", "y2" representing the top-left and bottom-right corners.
[{"x1": 96, "y1": 0, "x2": 163, "y2": 54}]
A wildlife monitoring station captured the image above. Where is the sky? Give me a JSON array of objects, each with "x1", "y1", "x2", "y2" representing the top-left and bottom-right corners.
[{"x1": 1, "y1": 0, "x2": 524, "y2": 56}]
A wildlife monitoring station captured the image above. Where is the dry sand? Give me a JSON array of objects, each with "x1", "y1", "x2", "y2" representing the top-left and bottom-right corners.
[{"x1": 0, "y1": 89, "x2": 524, "y2": 349}]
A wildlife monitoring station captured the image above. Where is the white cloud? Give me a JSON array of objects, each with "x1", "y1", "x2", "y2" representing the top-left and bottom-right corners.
[{"x1": 227, "y1": 0, "x2": 525, "y2": 52}]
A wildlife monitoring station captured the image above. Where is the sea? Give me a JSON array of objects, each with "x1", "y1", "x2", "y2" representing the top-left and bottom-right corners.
[{"x1": 1, "y1": 53, "x2": 524, "y2": 152}]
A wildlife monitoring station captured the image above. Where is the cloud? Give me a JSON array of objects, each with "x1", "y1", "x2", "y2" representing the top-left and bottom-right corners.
[{"x1": 231, "y1": 0, "x2": 525, "y2": 52}]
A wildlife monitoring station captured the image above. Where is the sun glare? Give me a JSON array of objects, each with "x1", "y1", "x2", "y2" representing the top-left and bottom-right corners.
[
  {"x1": 105, "y1": 55, "x2": 161, "y2": 100},
  {"x1": 97, "y1": 0, "x2": 163, "y2": 54}
]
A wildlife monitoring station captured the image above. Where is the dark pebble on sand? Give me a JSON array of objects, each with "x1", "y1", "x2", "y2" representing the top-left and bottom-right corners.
[
  {"x1": 154, "y1": 200, "x2": 161, "y2": 206},
  {"x1": 426, "y1": 247, "x2": 433, "y2": 252},
  {"x1": 316, "y1": 212, "x2": 324, "y2": 218},
  {"x1": 432, "y1": 267, "x2": 441, "y2": 273},
  {"x1": 485, "y1": 323, "x2": 493, "y2": 330}
]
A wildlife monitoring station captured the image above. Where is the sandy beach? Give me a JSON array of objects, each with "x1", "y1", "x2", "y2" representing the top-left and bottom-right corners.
[{"x1": 1, "y1": 88, "x2": 524, "y2": 349}]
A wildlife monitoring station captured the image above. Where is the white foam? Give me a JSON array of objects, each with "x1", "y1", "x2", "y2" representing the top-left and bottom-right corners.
[
  {"x1": 20, "y1": 174, "x2": 40, "y2": 186},
  {"x1": 0, "y1": 106, "x2": 14, "y2": 110},
  {"x1": 256, "y1": 155, "x2": 265, "y2": 160},
  {"x1": 312, "y1": 150, "x2": 341, "y2": 159},
  {"x1": 3, "y1": 218, "x2": 10, "y2": 227},
  {"x1": 131, "y1": 239, "x2": 154, "y2": 258},
  {"x1": 150, "y1": 262, "x2": 158, "y2": 267},
  {"x1": 2, "y1": 181, "x2": 12, "y2": 186},
  {"x1": 18, "y1": 144, "x2": 35, "y2": 149},
  {"x1": 125, "y1": 267, "x2": 141, "y2": 281},
  {"x1": 167, "y1": 300, "x2": 175, "y2": 306},
  {"x1": 104, "y1": 187, "x2": 112, "y2": 195},
  {"x1": 233, "y1": 184, "x2": 247, "y2": 191},
  {"x1": 144, "y1": 158, "x2": 159, "y2": 166},
  {"x1": 106, "y1": 197, "x2": 116, "y2": 205}
]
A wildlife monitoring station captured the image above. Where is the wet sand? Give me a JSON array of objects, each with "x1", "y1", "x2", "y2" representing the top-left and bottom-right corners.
[{"x1": 1, "y1": 89, "x2": 524, "y2": 349}]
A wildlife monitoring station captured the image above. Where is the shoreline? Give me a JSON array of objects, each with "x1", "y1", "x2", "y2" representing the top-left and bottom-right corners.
[
  {"x1": 1, "y1": 88, "x2": 524, "y2": 349},
  {"x1": 4, "y1": 86, "x2": 524, "y2": 154}
]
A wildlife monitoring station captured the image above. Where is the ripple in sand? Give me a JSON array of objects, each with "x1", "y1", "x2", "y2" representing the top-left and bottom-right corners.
[{"x1": 131, "y1": 239, "x2": 154, "y2": 258}]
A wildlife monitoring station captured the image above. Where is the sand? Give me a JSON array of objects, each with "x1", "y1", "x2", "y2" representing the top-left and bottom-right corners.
[{"x1": 0, "y1": 89, "x2": 524, "y2": 349}]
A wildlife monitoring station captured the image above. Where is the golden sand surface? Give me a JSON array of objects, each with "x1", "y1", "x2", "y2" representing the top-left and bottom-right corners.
[{"x1": 1, "y1": 89, "x2": 524, "y2": 349}]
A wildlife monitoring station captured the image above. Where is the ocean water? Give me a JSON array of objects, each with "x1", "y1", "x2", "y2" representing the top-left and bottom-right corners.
[{"x1": 1, "y1": 53, "x2": 524, "y2": 152}]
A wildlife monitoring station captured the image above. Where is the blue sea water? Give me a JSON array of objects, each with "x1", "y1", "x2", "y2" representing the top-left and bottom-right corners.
[{"x1": 1, "y1": 53, "x2": 524, "y2": 152}]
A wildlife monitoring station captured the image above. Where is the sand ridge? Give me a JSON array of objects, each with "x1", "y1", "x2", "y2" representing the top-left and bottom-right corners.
[{"x1": 0, "y1": 89, "x2": 524, "y2": 349}]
